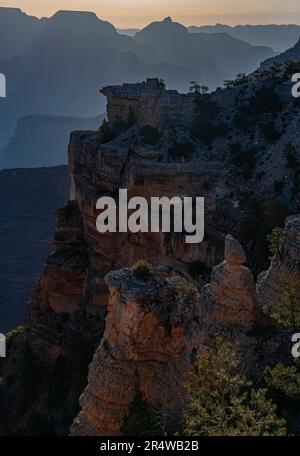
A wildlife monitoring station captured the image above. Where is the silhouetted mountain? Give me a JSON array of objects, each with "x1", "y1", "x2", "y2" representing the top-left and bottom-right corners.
[
  {"x1": 0, "y1": 10, "x2": 202, "y2": 142},
  {"x1": 0, "y1": 9, "x2": 276, "y2": 166},
  {"x1": 0, "y1": 7, "x2": 44, "y2": 60},
  {"x1": 136, "y1": 17, "x2": 274, "y2": 86},
  {"x1": 0, "y1": 114, "x2": 103, "y2": 169},
  {"x1": 188, "y1": 24, "x2": 300, "y2": 53}
]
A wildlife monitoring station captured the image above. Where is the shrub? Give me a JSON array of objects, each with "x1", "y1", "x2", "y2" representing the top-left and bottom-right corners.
[
  {"x1": 233, "y1": 109, "x2": 250, "y2": 130},
  {"x1": 6, "y1": 325, "x2": 24, "y2": 341},
  {"x1": 265, "y1": 364, "x2": 300, "y2": 401},
  {"x1": 157, "y1": 79, "x2": 166, "y2": 90},
  {"x1": 264, "y1": 283, "x2": 300, "y2": 329},
  {"x1": 98, "y1": 119, "x2": 116, "y2": 144},
  {"x1": 193, "y1": 94, "x2": 219, "y2": 117},
  {"x1": 239, "y1": 200, "x2": 290, "y2": 274},
  {"x1": 261, "y1": 120, "x2": 282, "y2": 143},
  {"x1": 230, "y1": 143, "x2": 257, "y2": 180},
  {"x1": 190, "y1": 81, "x2": 209, "y2": 94},
  {"x1": 133, "y1": 260, "x2": 153, "y2": 280},
  {"x1": 139, "y1": 125, "x2": 160, "y2": 145},
  {"x1": 248, "y1": 86, "x2": 283, "y2": 116},
  {"x1": 285, "y1": 144, "x2": 299, "y2": 169},
  {"x1": 267, "y1": 227, "x2": 285, "y2": 261},
  {"x1": 168, "y1": 142, "x2": 194, "y2": 160},
  {"x1": 102, "y1": 339, "x2": 110, "y2": 352},
  {"x1": 224, "y1": 73, "x2": 248, "y2": 88},
  {"x1": 190, "y1": 118, "x2": 222, "y2": 144},
  {"x1": 176, "y1": 278, "x2": 198, "y2": 301},
  {"x1": 183, "y1": 340, "x2": 287, "y2": 436}
]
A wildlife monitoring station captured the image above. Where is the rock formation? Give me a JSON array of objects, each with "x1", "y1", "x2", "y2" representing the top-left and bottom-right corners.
[
  {"x1": 71, "y1": 235, "x2": 259, "y2": 436},
  {"x1": 101, "y1": 79, "x2": 197, "y2": 129},
  {"x1": 71, "y1": 265, "x2": 200, "y2": 435},
  {"x1": 257, "y1": 215, "x2": 300, "y2": 311},
  {"x1": 202, "y1": 234, "x2": 258, "y2": 329},
  {"x1": 25, "y1": 199, "x2": 104, "y2": 371},
  {"x1": 1, "y1": 74, "x2": 300, "y2": 435}
]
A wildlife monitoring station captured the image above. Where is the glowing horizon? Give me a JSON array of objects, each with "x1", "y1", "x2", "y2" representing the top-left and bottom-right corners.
[{"x1": 1, "y1": 0, "x2": 300, "y2": 28}]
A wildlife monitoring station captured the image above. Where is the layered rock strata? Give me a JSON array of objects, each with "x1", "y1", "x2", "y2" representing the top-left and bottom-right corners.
[
  {"x1": 257, "y1": 215, "x2": 300, "y2": 316},
  {"x1": 71, "y1": 235, "x2": 259, "y2": 435}
]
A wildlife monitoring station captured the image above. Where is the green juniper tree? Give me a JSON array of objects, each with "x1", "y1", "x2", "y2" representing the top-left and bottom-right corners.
[
  {"x1": 190, "y1": 81, "x2": 209, "y2": 94},
  {"x1": 265, "y1": 283, "x2": 300, "y2": 329},
  {"x1": 265, "y1": 363, "x2": 300, "y2": 401},
  {"x1": 267, "y1": 227, "x2": 285, "y2": 261},
  {"x1": 183, "y1": 341, "x2": 286, "y2": 436}
]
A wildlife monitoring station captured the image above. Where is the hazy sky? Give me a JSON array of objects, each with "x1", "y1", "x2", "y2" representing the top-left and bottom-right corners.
[{"x1": 1, "y1": 0, "x2": 300, "y2": 28}]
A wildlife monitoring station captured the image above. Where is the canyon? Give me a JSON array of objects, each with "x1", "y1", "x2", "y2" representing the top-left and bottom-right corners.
[
  {"x1": 0, "y1": 70, "x2": 300, "y2": 435},
  {"x1": 0, "y1": 165, "x2": 69, "y2": 332},
  {"x1": 0, "y1": 115, "x2": 103, "y2": 169}
]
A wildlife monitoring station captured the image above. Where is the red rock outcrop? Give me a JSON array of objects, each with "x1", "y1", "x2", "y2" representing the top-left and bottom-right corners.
[
  {"x1": 71, "y1": 265, "x2": 201, "y2": 435},
  {"x1": 25, "y1": 199, "x2": 104, "y2": 373},
  {"x1": 202, "y1": 234, "x2": 258, "y2": 329},
  {"x1": 2, "y1": 78, "x2": 300, "y2": 436},
  {"x1": 71, "y1": 236, "x2": 259, "y2": 436}
]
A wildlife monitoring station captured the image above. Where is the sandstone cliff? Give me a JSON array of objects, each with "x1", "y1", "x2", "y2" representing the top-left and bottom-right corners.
[
  {"x1": 1, "y1": 74, "x2": 300, "y2": 435},
  {"x1": 71, "y1": 235, "x2": 270, "y2": 435}
]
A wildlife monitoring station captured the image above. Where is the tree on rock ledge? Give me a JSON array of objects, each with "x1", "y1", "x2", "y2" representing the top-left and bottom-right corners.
[{"x1": 184, "y1": 340, "x2": 287, "y2": 436}]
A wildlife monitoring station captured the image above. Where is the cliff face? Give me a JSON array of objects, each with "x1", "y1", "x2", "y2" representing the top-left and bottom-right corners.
[
  {"x1": 0, "y1": 200, "x2": 105, "y2": 435},
  {"x1": 71, "y1": 265, "x2": 202, "y2": 435},
  {"x1": 25, "y1": 199, "x2": 106, "y2": 373},
  {"x1": 1, "y1": 76, "x2": 300, "y2": 435},
  {"x1": 68, "y1": 128, "x2": 228, "y2": 307},
  {"x1": 101, "y1": 79, "x2": 197, "y2": 129},
  {"x1": 71, "y1": 231, "x2": 290, "y2": 436},
  {"x1": 257, "y1": 215, "x2": 300, "y2": 312},
  {"x1": 0, "y1": 166, "x2": 69, "y2": 332},
  {"x1": 71, "y1": 235, "x2": 258, "y2": 435}
]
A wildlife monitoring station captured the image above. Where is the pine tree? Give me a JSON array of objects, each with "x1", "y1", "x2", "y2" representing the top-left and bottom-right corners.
[
  {"x1": 267, "y1": 227, "x2": 285, "y2": 261},
  {"x1": 183, "y1": 340, "x2": 286, "y2": 436},
  {"x1": 265, "y1": 283, "x2": 300, "y2": 329},
  {"x1": 265, "y1": 363, "x2": 300, "y2": 401}
]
